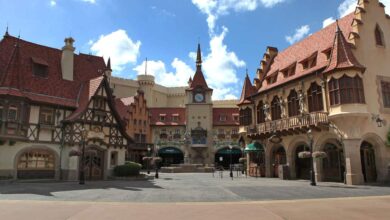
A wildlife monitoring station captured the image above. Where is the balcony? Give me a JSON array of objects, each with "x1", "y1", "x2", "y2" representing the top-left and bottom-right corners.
[{"x1": 252, "y1": 112, "x2": 329, "y2": 138}]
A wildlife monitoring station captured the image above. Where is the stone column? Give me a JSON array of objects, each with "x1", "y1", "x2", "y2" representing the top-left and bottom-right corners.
[
  {"x1": 313, "y1": 158, "x2": 322, "y2": 182},
  {"x1": 265, "y1": 145, "x2": 272, "y2": 177},
  {"x1": 287, "y1": 150, "x2": 296, "y2": 179},
  {"x1": 343, "y1": 139, "x2": 364, "y2": 185},
  {"x1": 320, "y1": 79, "x2": 328, "y2": 112}
]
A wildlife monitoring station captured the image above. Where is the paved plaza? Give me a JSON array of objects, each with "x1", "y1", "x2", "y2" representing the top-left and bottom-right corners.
[{"x1": 1, "y1": 172, "x2": 390, "y2": 202}]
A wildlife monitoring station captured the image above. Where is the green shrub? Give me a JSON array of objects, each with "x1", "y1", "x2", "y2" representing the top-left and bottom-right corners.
[{"x1": 114, "y1": 162, "x2": 142, "y2": 177}]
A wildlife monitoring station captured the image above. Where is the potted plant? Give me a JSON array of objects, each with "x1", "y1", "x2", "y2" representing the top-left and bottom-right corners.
[
  {"x1": 298, "y1": 151, "x2": 311, "y2": 159},
  {"x1": 312, "y1": 151, "x2": 327, "y2": 159}
]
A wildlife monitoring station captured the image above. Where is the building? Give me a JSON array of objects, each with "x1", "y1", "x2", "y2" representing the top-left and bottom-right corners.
[
  {"x1": 0, "y1": 34, "x2": 134, "y2": 180},
  {"x1": 238, "y1": 0, "x2": 390, "y2": 185}
]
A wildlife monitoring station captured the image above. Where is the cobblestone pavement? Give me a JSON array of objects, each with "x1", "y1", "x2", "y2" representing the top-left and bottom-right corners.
[{"x1": 1, "y1": 172, "x2": 390, "y2": 202}]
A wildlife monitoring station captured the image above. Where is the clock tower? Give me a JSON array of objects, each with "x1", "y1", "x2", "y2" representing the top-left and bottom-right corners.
[{"x1": 185, "y1": 44, "x2": 213, "y2": 165}]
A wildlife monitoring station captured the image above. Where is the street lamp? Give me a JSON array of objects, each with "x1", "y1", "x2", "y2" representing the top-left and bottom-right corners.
[
  {"x1": 147, "y1": 146, "x2": 151, "y2": 174},
  {"x1": 79, "y1": 127, "x2": 88, "y2": 185},
  {"x1": 229, "y1": 145, "x2": 233, "y2": 179},
  {"x1": 307, "y1": 129, "x2": 316, "y2": 186},
  {"x1": 155, "y1": 145, "x2": 159, "y2": 179}
]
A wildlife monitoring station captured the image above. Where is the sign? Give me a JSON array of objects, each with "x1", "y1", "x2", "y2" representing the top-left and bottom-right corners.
[
  {"x1": 87, "y1": 127, "x2": 105, "y2": 140},
  {"x1": 219, "y1": 157, "x2": 223, "y2": 162}
]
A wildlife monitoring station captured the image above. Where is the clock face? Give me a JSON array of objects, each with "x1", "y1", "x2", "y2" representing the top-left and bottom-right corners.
[{"x1": 194, "y1": 93, "x2": 204, "y2": 102}]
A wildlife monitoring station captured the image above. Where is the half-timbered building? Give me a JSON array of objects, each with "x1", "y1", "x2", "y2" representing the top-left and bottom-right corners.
[{"x1": 0, "y1": 34, "x2": 133, "y2": 180}]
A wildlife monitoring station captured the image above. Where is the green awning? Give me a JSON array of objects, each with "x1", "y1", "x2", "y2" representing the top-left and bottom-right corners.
[
  {"x1": 216, "y1": 148, "x2": 242, "y2": 155},
  {"x1": 244, "y1": 142, "x2": 264, "y2": 152}
]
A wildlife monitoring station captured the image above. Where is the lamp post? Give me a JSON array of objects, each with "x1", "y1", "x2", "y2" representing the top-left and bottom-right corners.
[
  {"x1": 147, "y1": 146, "x2": 151, "y2": 174},
  {"x1": 229, "y1": 145, "x2": 233, "y2": 179},
  {"x1": 307, "y1": 129, "x2": 316, "y2": 186},
  {"x1": 155, "y1": 145, "x2": 159, "y2": 179},
  {"x1": 79, "y1": 127, "x2": 88, "y2": 185}
]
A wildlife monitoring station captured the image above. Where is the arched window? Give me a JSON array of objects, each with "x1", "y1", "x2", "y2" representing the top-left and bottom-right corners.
[
  {"x1": 328, "y1": 75, "x2": 365, "y2": 105},
  {"x1": 239, "y1": 107, "x2": 252, "y2": 126},
  {"x1": 287, "y1": 90, "x2": 299, "y2": 117},
  {"x1": 307, "y1": 82, "x2": 323, "y2": 112},
  {"x1": 375, "y1": 24, "x2": 385, "y2": 46},
  {"x1": 256, "y1": 101, "x2": 266, "y2": 123},
  {"x1": 271, "y1": 96, "x2": 281, "y2": 121}
]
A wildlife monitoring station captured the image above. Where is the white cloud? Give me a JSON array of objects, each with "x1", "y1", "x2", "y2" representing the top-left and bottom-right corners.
[
  {"x1": 285, "y1": 25, "x2": 310, "y2": 44},
  {"x1": 81, "y1": 0, "x2": 96, "y2": 3},
  {"x1": 133, "y1": 58, "x2": 194, "y2": 87},
  {"x1": 323, "y1": 17, "x2": 336, "y2": 28},
  {"x1": 192, "y1": 0, "x2": 286, "y2": 32},
  {"x1": 338, "y1": 0, "x2": 357, "y2": 17},
  {"x1": 90, "y1": 29, "x2": 141, "y2": 72},
  {"x1": 50, "y1": 0, "x2": 56, "y2": 6}
]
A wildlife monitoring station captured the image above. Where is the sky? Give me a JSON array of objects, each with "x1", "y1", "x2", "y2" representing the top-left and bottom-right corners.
[{"x1": 0, "y1": 0, "x2": 389, "y2": 100}]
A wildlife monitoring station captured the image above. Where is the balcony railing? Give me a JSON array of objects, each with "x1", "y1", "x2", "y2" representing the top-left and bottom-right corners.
[{"x1": 257, "y1": 112, "x2": 329, "y2": 135}]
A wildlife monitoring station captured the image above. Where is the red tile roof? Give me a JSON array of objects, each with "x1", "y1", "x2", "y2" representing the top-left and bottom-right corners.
[
  {"x1": 323, "y1": 22, "x2": 365, "y2": 74},
  {"x1": 149, "y1": 108, "x2": 186, "y2": 126},
  {"x1": 213, "y1": 108, "x2": 239, "y2": 126},
  {"x1": 0, "y1": 35, "x2": 106, "y2": 107},
  {"x1": 238, "y1": 73, "x2": 257, "y2": 106},
  {"x1": 258, "y1": 13, "x2": 357, "y2": 93}
]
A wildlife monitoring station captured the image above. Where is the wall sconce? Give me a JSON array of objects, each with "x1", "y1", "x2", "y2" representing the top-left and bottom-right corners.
[{"x1": 372, "y1": 114, "x2": 386, "y2": 127}]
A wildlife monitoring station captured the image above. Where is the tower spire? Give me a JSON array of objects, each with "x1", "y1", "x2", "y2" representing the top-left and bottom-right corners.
[
  {"x1": 4, "y1": 24, "x2": 9, "y2": 37},
  {"x1": 107, "y1": 57, "x2": 111, "y2": 70},
  {"x1": 196, "y1": 43, "x2": 202, "y2": 70},
  {"x1": 145, "y1": 57, "x2": 148, "y2": 75}
]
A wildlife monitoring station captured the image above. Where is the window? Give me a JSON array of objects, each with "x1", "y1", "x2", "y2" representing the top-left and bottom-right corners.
[
  {"x1": 256, "y1": 101, "x2": 266, "y2": 123},
  {"x1": 323, "y1": 48, "x2": 332, "y2": 60},
  {"x1": 271, "y1": 96, "x2": 282, "y2": 120},
  {"x1": 159, "y1": 115, "x2": 165, "y2": 121},
  {"x1": 140, "y1": 134, "x2": 146, "y2": 143},
  {"x1": 172, "y1": 115, "x2": 179, "y2": 122},
  {"x1": 282, "y1": 65, "x2": 296, "y2": 78},
  {"x1": 375, "y1": 25, "x2": 385, "y2": 46},
  {"x1": 231, "y1": 128, "x2": 238, "y2": 135},
  {"x1": 301, "y1": 55, "x2": 317, "y2": 70},
  {"x1": 233, "y1": 115, "x2": 239, "y2": 121},
  {"x1": 8, "y1": 106, "x2": 18, "y2": 121},
  {"x1": 328, "y1": 75, "x2": 365, "y2": 106},
  {"x1": 266, "y1": 73, "x2": 278, "y2": 85},
  {"x1": 0, "y1": 105, "x2": 3, "y2": 121},
  {"x1": 138, "y1": 120, "x2": 142, "y2": 126},
  {"x1": 287, "y1": 90, "x2": 300, "y2": 117},
  {"x1": 33, "y1": 63, "x2": 48, "y2": 78},
  {"x1": 133, "y1": 119, "x2": 137, "y2": 125},
  {"x1": 93, "y1": 97, "x2": 105, "y2": 110},
  {"x1": 239, "y1": 107, "x2": 252, "y2": 126},
  {"x1": 381, "y1": 81, "x2": 390, "y2": 108},
  {"x1": 218, "y1": 129, "x2": 225, "y2": 135},
  {"x1": 39, "y1": 107, "x2": 54, "y2": 125},
  {"x1": 219, "y1": 115, "x2": 227, "y2": 121},
  {"x1": 307, "y1": 82, "x2": 324, "y2": 112},
  {"x1": 17, "y1": 150, "x2": 54, "y2": 169}
]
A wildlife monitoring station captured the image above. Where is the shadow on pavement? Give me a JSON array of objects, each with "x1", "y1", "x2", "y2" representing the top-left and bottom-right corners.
[{"x1": 0, "y1": 179, "x2": 163, "y2": 197}]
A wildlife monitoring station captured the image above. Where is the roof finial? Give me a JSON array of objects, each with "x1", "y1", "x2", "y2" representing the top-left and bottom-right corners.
[
  {"x1": 4, "y1": 23, "x2": 9, "y2": 37},
  {"x1": 246, "y1": 68, "x2": 248, "y2": 76},
  {"x1": 145, "y1": 57, "x2": 148, "y2": 75},
  {"x1": 107, "y1": 57, "x2": 111, "y2": 70},
  {"x1": 335, "y1": 19, "x2": 340, "y2": 32},
  {"x1": 196, "y1": 43, "x2": 202, "y2": 69}
]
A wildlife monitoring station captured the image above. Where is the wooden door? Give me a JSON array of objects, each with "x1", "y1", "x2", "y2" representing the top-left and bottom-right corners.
[
  {"x1": 84, "y1": 150, "x2": 104, "y2": 180},
  {"x1": 273, "y1": 148, "x2": 286, "y2": 177},
  {"x1": 361, "y1": 147, "x2": 377, "y2": 182}
]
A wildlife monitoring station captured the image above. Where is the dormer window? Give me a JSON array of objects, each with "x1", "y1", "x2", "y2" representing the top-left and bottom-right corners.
[
  {"x1": 301, "y1": 53, "x2": 317, "y2": 70},
  {"x1": 266, "y1": 72, "x2": 278, "y2": 85},
  {"x1": 172, "y1": 115, "x2": 179, "y2": 122},
  {"x1": 375, "y1": 24, "x2": 385, "y2": 47},
  {"x1": 31, "y1": 57, "x2": 48, "y2": 78},
  {"x1": 39, "y1": 107, "x2": 55, "y2": 125},
  {"x1": 8, "y1": 106, "x2": 18, "y2": 121},
  {"x1": 93, "y1": 97, "x2": 105, "y2": 110},
  {"x1": 281, "y1": 64, "x2": 296, "y2": 78},
  {"x1": 219, "y1": 115, "x2": 227, "y2": 121},
  {"x1": 323, "y1": 48, "x2": 332, "y2": 60},
  {"x1": 159, "y1": 114, "x2": 166, "y2": 121}
]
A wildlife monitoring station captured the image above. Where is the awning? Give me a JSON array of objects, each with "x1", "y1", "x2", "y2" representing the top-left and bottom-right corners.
[
  {"x1": 244, "y1": 142, "x2": 264, "y2": 152},
  {"x1": 158, "y1": 147, "x2": 183, "y2": 155},
  {"x1": 216, "y1": 148, "x2": 242, "y2": 155}
]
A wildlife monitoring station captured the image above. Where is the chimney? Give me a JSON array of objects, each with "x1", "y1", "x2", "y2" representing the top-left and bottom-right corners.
[{"x1": 61, "y1": 37, "x2": 75, "y2": 81}]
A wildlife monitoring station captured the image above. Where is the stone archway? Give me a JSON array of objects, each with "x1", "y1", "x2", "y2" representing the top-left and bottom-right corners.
[
  {"x1": 295, "y1": 144, "x2": 311, "y2": 180},
  {"x1": 270, "y1": 146, "x2": 287, "y2": 178},
  {"x1": 158, "y1": 147, "x2": 184, "y2": 167},
  {"x1": 322, "y1": 142, "x2": 345, "y2": 182},
  {"x1": 15, "y1": 146, "x2": 59, "y2": 179}
]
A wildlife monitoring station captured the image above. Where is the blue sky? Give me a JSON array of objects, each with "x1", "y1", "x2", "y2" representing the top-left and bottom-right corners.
[{"x1": 0, "y1": 0, "x2": 389, "y2": 99}]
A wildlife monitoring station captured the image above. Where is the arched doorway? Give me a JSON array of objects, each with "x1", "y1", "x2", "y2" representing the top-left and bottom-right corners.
[
  {"x1": 214, "y1": 147, "x2": 242, "y2": 169},
  {"x1": 245, "y1": 142, "x2": 265, "y2": 177},
  {"x1": 322, "y1": 143, "x2": 345, "y2": 182},
  {"x1": 17, "y1": 149, "x2": 55, "y2": 179},
  {"x1": 295, "y1": 145, "x2": 311, "y2": 180},
  {"x1": 272, "y1": 146, "x2": 286, "y2": 177},
  {"x1": 83, "y1": 146, "x2": 104, "y2": 180},
  {"x1": 158, "y1": 147, "x2": 184, "y2": 167},
  {"x1": 360, "y1": 141, "x2": 377, "y2": 183}
]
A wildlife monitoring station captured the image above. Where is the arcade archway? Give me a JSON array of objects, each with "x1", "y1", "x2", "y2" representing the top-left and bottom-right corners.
[
  {"x1": 271, "y1": 146, "x2": 286, "y2": 178},
  {"x1": 360, "y1": 141, "x2": 377, "y2": 183},
  {"x1": 322, "y1": 143, "x2": 345, "y2": 182},
  {"x1": 158, "y1": 147, "x2": 184, "y2": 167},
  {"x1": 214, "y1": 147, "x2": 242, "y2": 169},
  {"x1": 295, "y1": 144, "x2": 311, "y2": 180}
]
